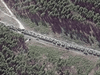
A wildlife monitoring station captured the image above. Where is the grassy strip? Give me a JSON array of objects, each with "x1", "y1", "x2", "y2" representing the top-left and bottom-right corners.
[{"x1": 28, "y1": 45, "x2": 94, "y2": 75}]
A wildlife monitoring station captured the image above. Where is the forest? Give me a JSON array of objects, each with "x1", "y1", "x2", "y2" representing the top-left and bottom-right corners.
[{"x1": 1, "y1": 0, "x2": 100, "y2": 75}]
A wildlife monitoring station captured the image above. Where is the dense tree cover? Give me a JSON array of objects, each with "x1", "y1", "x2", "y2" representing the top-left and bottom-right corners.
[
  {"x1": 71, "y1": 0, "x2": 100, "y2": 25},
  {"x1": 4, "y1": 0, "x2": 100, "y2": 26},
  {"x1": 4, "y1": 0, "x2": 80, "y2": 20},
  {"x1": 0, "y1": 23, "x2": 26, "y2": 52},
  {"x1": 0, "y1": 23, "x2": 27, "y2": 75},
  {"x1": 71, "y1": 0, "x2": 100, "y2": 12}
]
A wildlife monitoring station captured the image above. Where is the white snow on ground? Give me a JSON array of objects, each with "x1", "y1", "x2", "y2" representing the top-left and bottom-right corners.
[{"x1": 1, "y1": 0, "x2": 25, "y2": 29}]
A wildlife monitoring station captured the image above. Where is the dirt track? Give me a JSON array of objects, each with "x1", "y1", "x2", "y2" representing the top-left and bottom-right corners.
[
  {"x1": 0, "y1": 0, "x2": 25, "y2": 29},
  {"x1": 0, "y1": 1, "x2": 18, "y2": 27}
]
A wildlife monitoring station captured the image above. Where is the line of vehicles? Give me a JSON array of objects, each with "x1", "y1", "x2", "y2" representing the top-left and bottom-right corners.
[{"x1": 6, "y1": 25, "x2": 100, "y2": 57}]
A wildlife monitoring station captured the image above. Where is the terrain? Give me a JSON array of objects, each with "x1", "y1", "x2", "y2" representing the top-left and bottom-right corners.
[
  {"x1": 0, "y1": 23, "x2": 100, "y2": 75},
  {"x1": 0, "y1": 0, "x2": 100, "y2": 75}
]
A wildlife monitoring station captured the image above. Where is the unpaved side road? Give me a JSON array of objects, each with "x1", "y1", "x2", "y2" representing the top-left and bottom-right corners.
[{"x1": 0, "y1": 0, "x2": 25, "y2": 29}]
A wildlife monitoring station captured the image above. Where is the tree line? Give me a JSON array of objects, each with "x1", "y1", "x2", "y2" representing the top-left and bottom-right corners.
[{"x1": 4, "y1": 0, "x2": 100, "y2": 26}]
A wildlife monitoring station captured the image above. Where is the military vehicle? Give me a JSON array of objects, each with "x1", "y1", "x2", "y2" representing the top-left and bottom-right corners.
[
  {"x1": 83, "y1": 49, "x2": 88, "y2": 55},
  {"x1": 61, "y1": 42, "x2": 66, "y2": 47},
  {"x1": 93, "y1": 51, "x2": 97, "y2": 56},
  {"x1": 87, "y1": 49, "x2": 93, "y2": 54},
  {"x1": 56, "y1": 41, "x2": 62, "y2": 46},
  {"x1": 53, "y1": 39, "x2": 58, "y2": 44},
  {"x1": 97, "y1": 52, "x2": 100, "y2": 57}
]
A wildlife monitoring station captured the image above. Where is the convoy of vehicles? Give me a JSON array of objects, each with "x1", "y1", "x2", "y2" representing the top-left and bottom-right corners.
[{"x1": 6, "y1": 24, "x2": 100, "y2": 57}]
